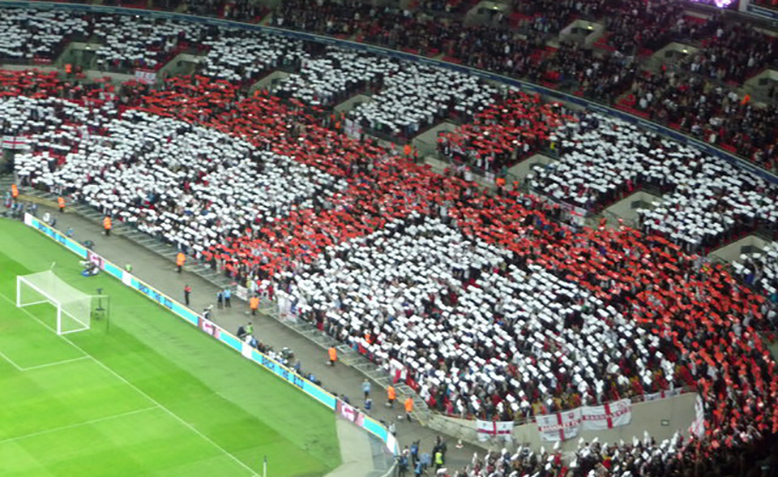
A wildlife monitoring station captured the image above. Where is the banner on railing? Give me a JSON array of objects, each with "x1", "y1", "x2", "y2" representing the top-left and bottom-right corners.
[
  {"x1": 580, "y1": 398, "x2": 632, "y2": 431},
  {"x1": 537, "y1": 408, "x2": 582, "y2": 442},
  {"x1": 689, "y1": 395, "x2": 705, "y2": 437},
  {"x1": 336, "y1": 399, "x2": 365, "y2": 427},
  {"x1": 537, "y1": 398, "x2": 633, "y2": 441},
  {"x1": 135, "y1": 69, "x2": 157, "y2": 85},
  {"x1": 476, "y1": 419, "x2": 514, "y2": 442}
]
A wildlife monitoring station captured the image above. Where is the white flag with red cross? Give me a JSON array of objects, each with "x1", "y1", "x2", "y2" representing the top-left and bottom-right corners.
[
  {"x1": 581, "y1": 398, "x2": 632, "y2": 431},
  {"x1": 476, "y1": 419, "x2": 515, "y2": 442}
]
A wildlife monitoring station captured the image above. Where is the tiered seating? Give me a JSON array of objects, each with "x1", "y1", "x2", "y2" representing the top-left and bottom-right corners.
[
  {"x1": 1, "y1": 5, "x2": 776, "y2": 172},
  {"x1": 11, "y1": 99, "x2": 345, "y2": 253},
  {"x1": 437, "y1": 90, "x2": 572, "y2": 173},
  {"x1": 349, "y1": 63, "x2": 500, "y2": 137},
  {"x1": 92, "y1": 15, "x2": 206, "y2": 71},
  {"x1": 275, "y1": 47, "x2": 397, "y2": 106},
  {"x1": 199, "y1": 29, "x2": 308, "y2": 83},
  {"x1": 283, "y1": 214, "x2": 670, "y2": 417},
  {"x1": 528, "y1": 113, "x2": 778, "y2": 251},
  {"x1": 734, "y1": 242, "x2": 778, "y2": 307},
  {"x1": 0, "y1": 8, "x2": 88, "y2": 61},
  {"x1": 1, "y1": 8, "x2": 777, "y2": 476},
  {"x1": 679, "y1": 22, "x2": 777, "y2": 84}
]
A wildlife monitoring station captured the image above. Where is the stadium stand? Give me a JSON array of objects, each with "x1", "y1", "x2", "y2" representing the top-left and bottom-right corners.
[
  {"x1": 0, "y1": 8, "x2": 88, "y2": 62},
  {"x1": 2, "y1": 2, "x2": 778, "y2": 476},
  {"x1": 528, "y1": 112, "x2": 778, "y2": 252}
]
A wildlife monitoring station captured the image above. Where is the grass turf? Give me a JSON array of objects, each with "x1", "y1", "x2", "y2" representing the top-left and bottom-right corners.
[{"x1": 0, "y1": 219, "x2": 340, "y2": 477}]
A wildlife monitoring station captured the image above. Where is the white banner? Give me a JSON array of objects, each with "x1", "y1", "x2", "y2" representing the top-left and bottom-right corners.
[
  {"x1": 135, "y1": 69, "x2": 157, "y2": 85},
  {"x1": 689, "y1": 395, "x2": 705, "y2": 437},
  {"x1": 537, "y1": 408, "x2": 582, "y2": 442},
  {"x1": 476, "y1": 420, "x2": 514, "y2": 442},
  {"x1": 581, "y1": 398, "x2": 632, "y2": 430},
  {"x1": 344, "y1": 119, "x2": 362, "y2": 140}
]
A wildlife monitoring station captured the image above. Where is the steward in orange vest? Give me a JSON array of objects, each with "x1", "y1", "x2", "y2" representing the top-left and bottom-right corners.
[
  {"x1": 103, "y1": 216, "x2": 112, "y2": 236},
  {"x1": 404, "y1": 397, "x2": 414, "y2": 421},
  {"x1": 328, "y1": 346, "x2": 337, "y2": 366},
  {"x1": 58, "y1": 196, "x2": 65, "y2": 212},
  {"x1": 176, "y1": 252, "x2": 186, "y2": 273},
  {"x1": 11, "y1": 184, "x2": 19, "y2": 199},
  {"x1": 387, "y1": 385, "x2": 396, "y2": 407},
  {"x1": 249, "y1": 296, "x2": 260, "y2": 316}
]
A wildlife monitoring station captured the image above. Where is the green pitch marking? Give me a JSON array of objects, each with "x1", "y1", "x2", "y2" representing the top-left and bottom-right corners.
[{"x1": 0, "y1": 219, "x2": 340, "y2": 476}]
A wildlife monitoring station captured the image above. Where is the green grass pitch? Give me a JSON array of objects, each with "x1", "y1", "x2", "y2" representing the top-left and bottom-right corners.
[{"x1": 0, "y1": 219, "x2": 340, "y2": 477}]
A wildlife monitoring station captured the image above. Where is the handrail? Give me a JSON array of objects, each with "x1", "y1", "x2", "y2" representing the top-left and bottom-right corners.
[{"x1": 1, "y1": 0, "x2": 777, "y2": 186}]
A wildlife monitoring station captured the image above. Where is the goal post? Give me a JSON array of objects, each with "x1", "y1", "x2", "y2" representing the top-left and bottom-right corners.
[{"x1": 16, "y1": 271, "x2": 95, "y2": 335}]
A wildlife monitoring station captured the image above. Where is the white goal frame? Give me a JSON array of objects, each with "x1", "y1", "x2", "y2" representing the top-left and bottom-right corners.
[{"x1": 16, "y1": 271, "x2": 94, "y2": 335}]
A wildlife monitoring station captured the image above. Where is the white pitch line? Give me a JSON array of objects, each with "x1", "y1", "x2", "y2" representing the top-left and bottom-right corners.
[
  {"x1": 20, "y1": 356, "x2": 90, "y2": 371},
  {"x1": 0, "y1": 406, "x2": 159, "y2": 446},
  {"x1": 0, "y1": 292, "x2": 258, "y2": 477},
  {"x1": 0, "y1": 349, "x2": 23, "y2": 371}
]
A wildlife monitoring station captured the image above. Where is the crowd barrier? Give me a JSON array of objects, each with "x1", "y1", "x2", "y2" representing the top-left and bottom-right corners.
[
  {"x1": 22, "y1": 212, "x2": 399, "y2": 457},
  {"x1": 1, "y1": 0, "x2": 776, "y2": 185}
]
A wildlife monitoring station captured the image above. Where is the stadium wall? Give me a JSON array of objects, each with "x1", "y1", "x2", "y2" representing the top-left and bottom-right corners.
[
  {"x1": 1, "y1": 0, "x2": 776, "y2": 186},
  {"x1": 428, "y1": 392, "x2": 697, "y2": 451},
  {"x1": 21, "y1": 213, "x2": 399, "y2": 457}
]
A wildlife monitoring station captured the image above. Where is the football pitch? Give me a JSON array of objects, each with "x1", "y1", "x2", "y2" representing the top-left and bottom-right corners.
[{"x1": 0, "y1": 219, "x2": 340, "y2": 477}]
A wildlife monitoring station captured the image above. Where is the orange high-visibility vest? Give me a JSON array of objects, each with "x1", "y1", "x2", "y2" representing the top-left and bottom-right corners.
[
  {"x1": 496, "y1": 177, "x2": 506, "y2": 187},
  {"x1": 103, "y1": 216, "x2": 112, "y2": 230},
  {"x1": 64, "y1": 64, "x2": 72, "y2": 74},
  {"x1": 11, "y1": 184, "x2": 18, "y2": 198},
  {"x1": 249, "y1": 296, "x2": 260, "y2": 310},
  {"x1": 403, "y1": 144, "x2": 412, "y2": 156},
  {"x1": 176, "y1": 252, "x2": 186, "y2": 266},
  {"x1": 387, "y1": 386, "x2": 396, "y2": 400},
  {"x1": 328, "y1": 347, "x2": 337, "y2": 361},
  {"x1": 58, "y1": 197, "x2": 65, "y2": 208},
  {"x1": 405, "y1": 397, "x2": 414, "y2": 413}
]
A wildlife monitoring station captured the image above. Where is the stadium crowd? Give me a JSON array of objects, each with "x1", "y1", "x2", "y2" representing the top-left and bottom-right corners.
[
  {"x1": 2, "y1": 3, "x2": 778, "y2": 476},
  {"x1": 6, "y1": 3, "x2": 777, "y2": 170}
]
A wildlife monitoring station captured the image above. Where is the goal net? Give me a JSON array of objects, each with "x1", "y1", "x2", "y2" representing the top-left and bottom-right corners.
[{"x1": 17, "y1": 271, "x2": 93, "y2": 335}]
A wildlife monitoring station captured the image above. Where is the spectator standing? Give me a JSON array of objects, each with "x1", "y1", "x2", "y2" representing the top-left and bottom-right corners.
[
  {"x1": 398, "y1": 453, "x2": 409, "y2": 477},
  {"x1": 410, "y1": 441, "x2": 419, "y2": 466},
  {"x1": 414, "y1": 459, "x2": 423, "y2": 477},
  {"x1": 362, "y1": 378, "x2": 371, "y2": 399},
  {"x1": 184, "y1": 284, "x2": 191, "y2": 306},
  {"x1": 223, "y1": 288, "x2": 231, "y2": 307}
]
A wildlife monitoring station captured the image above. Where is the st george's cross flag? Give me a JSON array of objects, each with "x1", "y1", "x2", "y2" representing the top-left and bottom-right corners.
[{"x1": 476, "y1": 419, "x2": 515, "y2": 442}]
